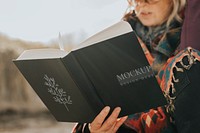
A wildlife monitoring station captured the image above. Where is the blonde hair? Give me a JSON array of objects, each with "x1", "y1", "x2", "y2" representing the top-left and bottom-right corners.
[
  {"x1": 167, "y1": 0, "x2": 186, "y2": 26},
  {"x1": 123, "y1": 0, "x2": 187, "y2": 26}
]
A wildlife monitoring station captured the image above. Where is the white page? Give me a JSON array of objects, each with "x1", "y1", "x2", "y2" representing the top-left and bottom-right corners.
[
  {"x1": 72, "y1": 20, "x2": 133, "y2": 51},
  {"x1": 16, "y1": 49, "x2": 68, "y2": 60},
  {"x1": 16, "y1": 21, "x2": 132, "y2": 60}
]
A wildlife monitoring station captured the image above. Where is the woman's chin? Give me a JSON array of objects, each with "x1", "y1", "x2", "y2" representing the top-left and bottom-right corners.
[
  {"x1": 139, "y1": 19, "x2": 166, "y2": 27},
  {"x1": 142, "y1": 22, "x2": 156, "y2": 27},
  {"x1": 140, "y1": 21, "x2": 159, "y2": 27}
]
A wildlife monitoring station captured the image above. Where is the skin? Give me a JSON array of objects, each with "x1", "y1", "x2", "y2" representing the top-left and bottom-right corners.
[
  {"x1": 89, "y1": 0, "x2": 173, "y2": 132},
  {"x1": 135, "y1": 0, "x2": 173, "y2": 27},
  {"x1": 89, "y1": 107, "x2": 128, "y2": 133}
]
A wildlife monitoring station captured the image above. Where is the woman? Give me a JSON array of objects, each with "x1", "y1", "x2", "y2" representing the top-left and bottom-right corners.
[{"x1": 72, "y1": 0, "x2": 200, "y2": 132}]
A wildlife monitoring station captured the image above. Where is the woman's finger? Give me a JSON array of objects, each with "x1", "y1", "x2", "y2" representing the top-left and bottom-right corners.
[
  {"x1": 113, "y1": 116, "x2": 128, "y2": 132},
  {"x1": 101, "y1": 107, "x2": 121, "y2": 130},
  {"x1": 90, "y1": 106, "x2": 110, "y2": 130}
]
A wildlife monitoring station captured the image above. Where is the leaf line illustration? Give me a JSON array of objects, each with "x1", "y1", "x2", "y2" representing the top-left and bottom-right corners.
[{"x1": 44, "y1": 74, "x2": 72, "y2": 111}]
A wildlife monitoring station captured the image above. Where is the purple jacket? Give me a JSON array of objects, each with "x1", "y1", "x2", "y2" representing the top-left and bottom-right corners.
[{"x1": 180, "y1": 0, "x2": 200, "y2": 50}]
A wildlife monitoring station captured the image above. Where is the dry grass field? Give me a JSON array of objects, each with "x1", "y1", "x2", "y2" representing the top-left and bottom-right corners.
[{"x1": 0, "y1": 34, "x2": 76, "y2": 133}]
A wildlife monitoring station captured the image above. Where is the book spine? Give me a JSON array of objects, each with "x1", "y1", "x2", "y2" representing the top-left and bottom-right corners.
[{"x1": 61, "y1": 53, "x2": 104, "y2": 115}]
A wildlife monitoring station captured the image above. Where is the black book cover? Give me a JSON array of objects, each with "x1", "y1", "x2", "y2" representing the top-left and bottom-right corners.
[{"x1": 13, "y1": 21, "x2": 167, "y2": 123}]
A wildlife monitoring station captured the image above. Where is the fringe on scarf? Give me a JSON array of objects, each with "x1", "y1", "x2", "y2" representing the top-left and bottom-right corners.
[{"x1": 160, "y1": 47, "x2": 200, "y2": 121}]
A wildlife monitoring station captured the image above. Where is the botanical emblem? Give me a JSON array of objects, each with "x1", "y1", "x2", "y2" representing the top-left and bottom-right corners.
[{"x1": 44, "y1": 74, "x2": 72, "y2": 111}]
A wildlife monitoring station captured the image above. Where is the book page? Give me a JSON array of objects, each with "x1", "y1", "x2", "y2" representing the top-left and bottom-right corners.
[
  {"x1": 16, "y1": 21, "x2": 132, "y2": 60},
  {"x1": 72, "y1": 20, "x2": 133, "y2": 51},
  {"x1": 16, "y1": 49, "x2": 68, "y2": 60}
]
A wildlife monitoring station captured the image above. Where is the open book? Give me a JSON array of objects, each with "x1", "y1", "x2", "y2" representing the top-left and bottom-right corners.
[{"x1": 13, "y1": 21, "x2": 167, "y2": 123}]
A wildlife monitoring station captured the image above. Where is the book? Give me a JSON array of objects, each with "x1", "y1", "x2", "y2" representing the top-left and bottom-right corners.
[{"x1": 13, "y1": 21, "x2": 167, "y2": 123}]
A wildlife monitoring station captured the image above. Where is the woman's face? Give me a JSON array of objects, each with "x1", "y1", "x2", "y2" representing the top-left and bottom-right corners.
[{"x1": 135, "y1": 0, "x2": 172, "y2": 27}]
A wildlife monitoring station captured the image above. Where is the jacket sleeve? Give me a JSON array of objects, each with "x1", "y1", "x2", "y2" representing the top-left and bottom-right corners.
[{"x1": 71, "y1": 123, "x2": 90, "y2": 133}]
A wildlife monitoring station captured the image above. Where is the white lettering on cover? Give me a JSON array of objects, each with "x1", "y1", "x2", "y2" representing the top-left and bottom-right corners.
[
  {"x1": 116, "y1": 65, "x2": 154, "y2": 86},
  {"x1": 44, "y1": 74, "x2": 72, "y2": 111}
]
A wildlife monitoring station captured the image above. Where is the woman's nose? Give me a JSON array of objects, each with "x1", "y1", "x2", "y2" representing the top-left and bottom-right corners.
[{"x1": 137, "y1": 1, "x2": 147, "y2": 7}]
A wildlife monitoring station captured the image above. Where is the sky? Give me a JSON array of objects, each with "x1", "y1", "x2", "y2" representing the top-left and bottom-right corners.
[{"x1": 0, "y1": 0, "x2": 127, "y2": 44}]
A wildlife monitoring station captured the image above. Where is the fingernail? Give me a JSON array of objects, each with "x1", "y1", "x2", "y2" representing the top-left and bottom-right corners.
[
  {"x1": 116, "y1": 107, "x2": 121, "y2": 113},
  {"x1": 123, "y1": 116, "x2": 128, "y2": 119},
  {"x1": 122, "y1": 116, "x2": 128, "y2": 121},
  {"x1": 104, "y1": 106, "x2": 110, "y2": 113}
]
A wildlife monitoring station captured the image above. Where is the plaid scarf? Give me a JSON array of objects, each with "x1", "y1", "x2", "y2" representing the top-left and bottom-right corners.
[{"x1": 128, "y1": 17, "x2": 182, "y2": 73}]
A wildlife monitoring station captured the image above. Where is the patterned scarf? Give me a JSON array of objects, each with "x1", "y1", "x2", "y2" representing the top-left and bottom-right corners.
[{"x1": 128, "y1": 17, "x2": 182, "y2": 73}]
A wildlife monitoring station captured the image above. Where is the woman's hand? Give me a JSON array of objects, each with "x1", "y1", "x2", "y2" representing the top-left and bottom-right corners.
[{"x1": 89, "y1": 106, "x2": 128, "y2": 133}]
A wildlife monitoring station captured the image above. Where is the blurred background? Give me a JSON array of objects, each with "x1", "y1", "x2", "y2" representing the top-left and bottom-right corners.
[{"x1": 0, "y1": 0, "x2": 127, "y2": 132}]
